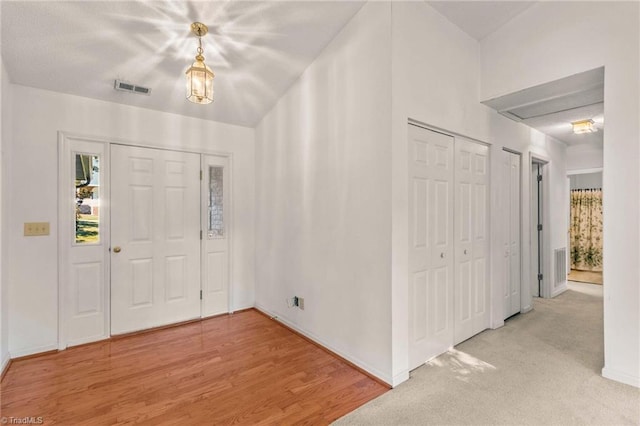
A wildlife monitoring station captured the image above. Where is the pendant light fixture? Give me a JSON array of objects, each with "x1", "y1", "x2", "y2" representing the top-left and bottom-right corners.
[{"x1": 186, "y1": 22, "x2": 214, "y2": 104}]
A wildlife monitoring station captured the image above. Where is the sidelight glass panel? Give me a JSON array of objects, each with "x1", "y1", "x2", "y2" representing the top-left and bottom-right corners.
[
  {"x1": 208, "y1": 166, "x2": 224, "y2": 238},
  {"x1": 75, "y1": 154, "x2": 100, "y2": 244}
]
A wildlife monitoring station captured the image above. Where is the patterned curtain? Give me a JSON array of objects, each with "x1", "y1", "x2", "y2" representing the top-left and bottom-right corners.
[{"x1": 570, "y1": 189, "x2": 603, "y2": 271}]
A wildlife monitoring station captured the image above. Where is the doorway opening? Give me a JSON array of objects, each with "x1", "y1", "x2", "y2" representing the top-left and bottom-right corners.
[
  {"x1": 567, "y1": 170, "x2": 603, "y2": 286},
  {"x1": 531, "y1": 158, "x2": 548, "y2": 298},
  {"x1": 58, "y1": 134, "x2": 232, "y2": 349}
]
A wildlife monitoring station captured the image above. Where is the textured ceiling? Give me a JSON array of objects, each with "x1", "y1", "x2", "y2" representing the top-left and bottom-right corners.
[
  {"x1": 1, "y1": 1, "x2": 365, "y2": 127},
  {"x1": 483, "y1": 68, "x2": 605, "y2": 147},
  {"x1": 524, "y1": 102, "x2": 604, "y2": 147},
  {"x1": 3, "y1": 0, "x2": 594, "y2": 141},
  {"x1": 428, "y1": 1, "x2": 536, "y2": 40}
]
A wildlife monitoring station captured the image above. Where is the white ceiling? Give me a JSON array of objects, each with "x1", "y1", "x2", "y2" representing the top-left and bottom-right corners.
[
  {"x1": 523, "y1": 103, "x2": 604, "y2": 147},
  {"x1": 1, "y1": 1, "x2": 364, "y2": 127},
  {"x1": 1, "y1": 0, "x2": 601, "y2": 143},
  {"x1": 427, "y1": 1, "x2": 536, "y2": 40},
  {"x1": 483, "y1": 67, "x2": 605, "y2": 147}
]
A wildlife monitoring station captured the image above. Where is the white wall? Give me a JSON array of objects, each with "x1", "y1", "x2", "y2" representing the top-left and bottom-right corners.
[
  {"x1": 570, "y1": 172, "x2": 602, "y2": 190},
  {"x1": 487, "y1": 114, "x2": 569, "y2": 297},
  {"x1": 566, "y1": 144, "x2": 603, "y2": 171},
  {"x1": 481, "y1": 1, "x2": 640, "y2": 387},
  {"x1": 255, "y1": 2, "x2": 393, "y2": 383},
  {"x1": 0, "y1": 38, "x2": 11, "y2": 372},
  {"x1": 389, "y1": 2, "x2": 569, "y2": 384},
  {"x1": 390, "y1": 1, "x2": 489, "y2": 385},
  {"x1": 7, "y1": 84, "x2": 255, "y2": 357},
  {"x1": 545, "y1": 138, "x2": 569, "y2": 297},
  {"x1": 0, "y1": 57, "x2": 4, "y2": 374}
]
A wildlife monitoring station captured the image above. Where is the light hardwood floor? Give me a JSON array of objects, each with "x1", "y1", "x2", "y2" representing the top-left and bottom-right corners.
[{"x1": 0, "y1": 309, "x2": 388, "y2": 425}]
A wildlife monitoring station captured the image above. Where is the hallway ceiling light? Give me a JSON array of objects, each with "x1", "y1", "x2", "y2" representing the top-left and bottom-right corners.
[
  {"x1": 186, "y1": 22, "x2": 214, "y2": 105},
  {"x1": 572, "y1": 119, "x2": 596, "y2": 134}
]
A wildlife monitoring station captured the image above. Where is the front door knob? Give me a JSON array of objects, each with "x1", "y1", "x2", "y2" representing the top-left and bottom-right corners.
[{"x1": 113, "y1": 246, "x2": 121, "y2": 253}]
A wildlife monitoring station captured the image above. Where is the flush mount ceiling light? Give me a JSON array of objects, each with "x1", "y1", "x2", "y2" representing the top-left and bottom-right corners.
[
  {"x1": 572, "y1": 119, "x2": 596, "y2": 134},
  {"x1": 186, "y1": 22, "x2": 214, "y2": 105}
]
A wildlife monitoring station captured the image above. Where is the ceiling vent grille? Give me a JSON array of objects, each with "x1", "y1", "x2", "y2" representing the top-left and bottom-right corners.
[{"x1": 114, "y1": 80, "x2": 151, "y2": 96}]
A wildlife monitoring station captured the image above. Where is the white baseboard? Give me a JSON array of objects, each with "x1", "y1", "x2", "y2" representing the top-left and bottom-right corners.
[
  {"x1": 550, "y1": 283, "x2": 567, "y2": 298},
  {"x1": 66, "y1": 334, "x2": 109, "y2": 349},
  {"x1": 1, "y1": 352, "x2": 10, "y2": 376},
  {"x1": 231, "y1": 304, "x2": 254, "y2": 313},
  {"x1": 491, "y1": 319, "x2": 505, "y2": 330},
  {"x1": 10, "y1": 343, "x2": 58, "y2": 359},
  {"x1": 254, "y1": 303, "x2": 392, "y2": 386},
  {"x1": 392, "y1": 369, "x2": 409, "y2": 387},
  {"x1": 602, "y1": 366, "x2": 640, "y2": 388}
]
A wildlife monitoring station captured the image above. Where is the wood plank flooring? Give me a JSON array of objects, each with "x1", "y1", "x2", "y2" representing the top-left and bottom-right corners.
[{"x1": 0, "y1": 309, "x2": 388, "y2": 425}]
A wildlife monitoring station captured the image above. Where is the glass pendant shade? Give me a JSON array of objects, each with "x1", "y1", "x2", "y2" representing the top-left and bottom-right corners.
[{"x1": 186, "y1": 56, "x2": 214, "y2": 104}]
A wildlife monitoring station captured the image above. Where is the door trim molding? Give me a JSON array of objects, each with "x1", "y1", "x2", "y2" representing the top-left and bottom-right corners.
[
  {"x1": 566, "y1": 167, "x2": 602, "y2": 176},
  {"x1": 57, "y1": 131, "x2": 234, "y2": 351},
  {"x1": 57, "y1": 132, "x2": 67, "y2": 350},
  {"x1": 408, "y1": 119, "x2": 490, "y2": 147},
  {"x1": 57, "y1": 130, "x2": 234, "y2": 157},
  {"x1": 529, "y1": 153, "x2": 552, "y2": 299},
  {"x1": 58, "y1": 132, "x2": 112, "y2": 350}
]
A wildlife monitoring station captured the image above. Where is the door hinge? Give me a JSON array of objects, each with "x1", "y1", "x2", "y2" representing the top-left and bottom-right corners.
[
  {"x1": 200, "y1": 290, "x2": 203, "y2": 300},
  {"x1": 538, "y1": 273, "x2": 543, "y2": 281},
  {"x1": 537, "y1": 175, "x2": 542, "y2": 182},
  {"x1": 537, "y1": 224, "x2": 543, "y2": 231},
  {"x1": 200, "y1": 230, "x2": 203, "y2": 240},
  {"x1": 200, "y1": 170, "x2": 203, "y2": 180}
]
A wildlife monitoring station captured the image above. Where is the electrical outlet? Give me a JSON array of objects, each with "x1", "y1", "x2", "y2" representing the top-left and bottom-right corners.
[
  {"x1": 298, "y1": 297, "x2": 304, "y2": 310},
  {"x1": 293, "y1": 296, "x2": 299, "y2": 307},
  {"x1": 24, "y1": 222, "x2": 50, "y2": 236}
]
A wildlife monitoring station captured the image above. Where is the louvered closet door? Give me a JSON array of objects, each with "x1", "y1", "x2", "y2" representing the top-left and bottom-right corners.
[
  {"x1": 110, "y1": 145, "x2": 201, "y2": 334},
  {"x1": 408, "y1": 124, "x2": 454, "y2": 370},
  {"x1": 453, "y1": 138, "x2": 490, "y2": 344}
]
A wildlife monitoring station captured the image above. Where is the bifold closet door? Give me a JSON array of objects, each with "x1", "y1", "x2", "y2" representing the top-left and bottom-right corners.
[
  {"x1": 408, "y1": 124, "x2": 454, "y2": 370},
  {"x1": 453, "y1": 138, "x2": 490, "y2": 344},
  {"x1": 502, "y1": 150, "x2": 521, "y2": 319},
  {"x1": 110, "y1": 145, "x2": 201, "y2": 334}
]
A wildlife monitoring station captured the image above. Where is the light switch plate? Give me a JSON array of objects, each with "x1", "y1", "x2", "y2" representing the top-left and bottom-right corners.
[{"x1": 24, "y1": 222, "x2": 50, "y2": 236}]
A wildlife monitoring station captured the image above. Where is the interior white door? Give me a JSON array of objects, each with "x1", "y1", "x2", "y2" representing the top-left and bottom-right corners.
[
  {"x1": 454, "y1": 138, "x2": 490, "y2": 344},
  {"x1": 201, "y1": 155, "x2": 230, "y2": 317},
  {"x1": 408, "y1": 124, "x2": 454, "y2": 370},
  {"x1": 503, "y1": 150, "x2": 521, "y2": 319},
  {"x1": 110, "y1": 145, "x2": 201, "y2": 334}
]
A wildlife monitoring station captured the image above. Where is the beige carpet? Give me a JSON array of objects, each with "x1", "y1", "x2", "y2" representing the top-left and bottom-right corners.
[
  {"x1": 568, "y1": 269, "x2": 603, "y2": 285},
  {"x1": 335, "y1": 282, "x2": 639, "y2": 425}
]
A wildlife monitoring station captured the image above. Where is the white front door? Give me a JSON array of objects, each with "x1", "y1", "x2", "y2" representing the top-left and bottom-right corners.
[
  {"x1": 453, "y1": 138, "x2": 489, "y2": 344},
  {"x1": 503, "y1": 150, "x2": 521, "y2": 319},
  {"x1": 408, "y1": 124, "x2": 454, "y2": 370},
  {"x1": 201, "y1": 155, "x2": 230, "y2": 317},
  {"x1": 110, "y1": 145, "x2": 201, "y2": 334}
]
